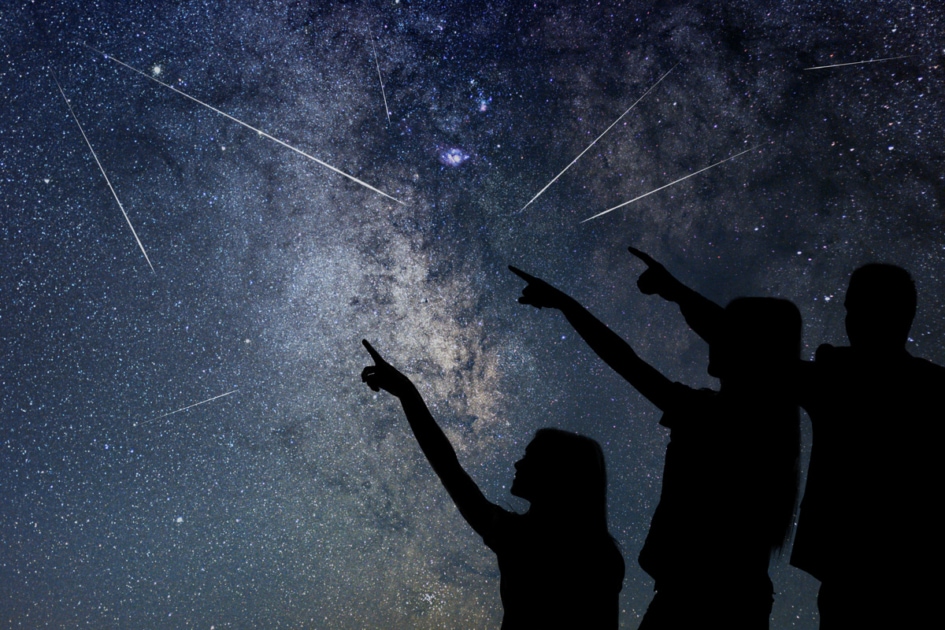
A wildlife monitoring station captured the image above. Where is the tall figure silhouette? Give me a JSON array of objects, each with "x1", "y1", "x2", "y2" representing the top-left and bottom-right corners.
[
  {"x1": 796, "y1": 264, "x2": 943, "y2": 628},
  {"x1": 627, "y1": 250, "x2": 945, "y2": 627},
  {"x1": 360, "y1": 340, "x2": 624, "y2": 629},
  {"x1": 510, "y1": 266, "x2": 801, "y2": 629}
]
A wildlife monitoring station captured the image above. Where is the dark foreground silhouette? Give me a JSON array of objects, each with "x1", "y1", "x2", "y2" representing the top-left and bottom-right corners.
[
  {"x1": 360, "y1": 340, "x2": 624, "y2": 629},
  {"x1": 627, "y1": 250, "x2": 945, "y2": 628},
  {"x1": 511, "y1": 265, "x2": 801, "y2": 629}
]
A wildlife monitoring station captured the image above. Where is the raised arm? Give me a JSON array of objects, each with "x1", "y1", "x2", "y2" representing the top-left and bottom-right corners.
[
  {"x1": 360, "y1": 340, "x2": 498, "y2": 536},
  {"x1": 509, "y1": 267, "x2": 676, "y2": 411},
  {"x1": 628, "y1": 247, "x2": 724, "y2": 345}
]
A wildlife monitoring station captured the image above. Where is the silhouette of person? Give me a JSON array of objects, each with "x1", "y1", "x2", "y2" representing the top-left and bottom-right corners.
[
  {"x1": 360, "y1": 340, "x2": 624, "y2": 629},
  {"x1": 510, "y1": 267, "x2": 801, "y2": 629},
  {"x1": 626, "y1": 250, "x2": 945, "y2": 628}
]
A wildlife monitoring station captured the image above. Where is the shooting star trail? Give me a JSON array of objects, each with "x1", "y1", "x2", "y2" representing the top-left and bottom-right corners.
[
  {"x1": 517, "y1": 64, "x2": 678, "y2": 214},
  {"x1": 369, "y1": 31, "x2": 391, "y2": 124},
  {"x1": 84, "y1": 45, "x2": 405, "y2": 205},
  {"x1": 581, "y1": 145, "x2": 759, "y2": 223},
  {"x1": 52, "y1": 71, "x2": 155, "y2": 272},
  {"x1": 139, "y1": 389, "x2": 239, "y2": 425},
  {"x1": 804, "y1": 55, "x2": 912, "y2": 70}
]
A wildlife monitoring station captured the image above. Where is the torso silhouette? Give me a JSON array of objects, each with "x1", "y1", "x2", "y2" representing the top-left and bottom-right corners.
[
  {"x1": 484, "y1": 509, "x2": 624, "y2": 630},
  {"x1": 640, "y1": 384, "x2": 785, "y2": 596},
  {"x1": 793, "y1": 345, "x2": 945, "y2": 582}
]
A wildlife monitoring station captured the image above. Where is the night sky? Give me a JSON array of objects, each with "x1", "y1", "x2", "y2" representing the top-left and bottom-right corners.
[{"x1": 2, "y1": 1, "x2": 943, "y2": 627}]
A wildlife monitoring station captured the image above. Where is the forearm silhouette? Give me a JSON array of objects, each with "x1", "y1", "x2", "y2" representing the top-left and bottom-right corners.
[
  {"x1": 627, "y1": 247, "x2": 724, "y2": 345},
  {"x1": 360, "y1": 340, "x2": 496, "y2": 535},
  {"x1": 509, "y1": 266, "x2": 674, "y2": 411}
]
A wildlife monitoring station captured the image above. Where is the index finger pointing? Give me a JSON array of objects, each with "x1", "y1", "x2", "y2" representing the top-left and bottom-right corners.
[
  {"x1": 508, "y1": 265, "x2": 538, "y2": 282},
  {"x1": 361, "y1": 339, "x2": 385, "y2": 363},
  {"x1": 627, "y1": 246, "x2": 658, "y2": 267}
]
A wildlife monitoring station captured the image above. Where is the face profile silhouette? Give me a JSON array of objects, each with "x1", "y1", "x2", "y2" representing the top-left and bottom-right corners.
[
  {"x1": 510, "y1": 442, "x2": 544, "y2": 501},
  {"x1": 512, "y1": 428, "x2": 609, "y2": 527}
]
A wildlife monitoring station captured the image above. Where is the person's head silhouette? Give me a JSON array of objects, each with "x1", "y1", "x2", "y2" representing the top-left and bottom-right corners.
[
  {"x1": 512, "y1": 428, "x2": 610, "y2": 531},
  {"x1": 844, "y1": 264, "x2": 916, "y2": 353},
  {"x1": 708, "y1": 297, "x2": 802, "y2": 390}
]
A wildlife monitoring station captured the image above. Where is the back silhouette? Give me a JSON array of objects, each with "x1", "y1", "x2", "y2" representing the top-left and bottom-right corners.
[
  {"x1": 360, "y1": 340, "x2": 624, "y2": 629},
  {"x1": 511, "y1": 266, "x2": 801, "y2": 629},
  {"x1": 627, "y1": 251, "x2": 945, "y2": 627}
]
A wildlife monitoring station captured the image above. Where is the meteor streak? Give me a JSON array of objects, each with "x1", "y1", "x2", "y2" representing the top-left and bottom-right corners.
[
  {"x1": 581, "y1": 146, "x2": 759, "y2": 223},
  {"x1": 803, "y1": 55, "x2": 912, "y2": 70},
  {"x1": 85, "y1": 45, "x2": 405, "y2": 205},
  {"x1": 52, "y1": 71, "x2": 155, "y2": 272},
  {"x1": 369, "y1": 31, "x2": 391, "y2": 124},
  {"x1": 517, "y1": 64, "x2": 678, "y2": 214},
  {"x1": 140, "y1": 389, "x2": 239, "y2": 424}
]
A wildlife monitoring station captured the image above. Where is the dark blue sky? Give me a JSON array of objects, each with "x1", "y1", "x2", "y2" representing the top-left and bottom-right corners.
[{"x1": 2, "y1": 1, "x2": 942, "y2": 627}]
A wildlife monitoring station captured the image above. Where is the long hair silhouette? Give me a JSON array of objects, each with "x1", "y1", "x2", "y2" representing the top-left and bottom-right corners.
[
  {"x1": 515, "y1": 428, "x2": 615, "y2": 538},
  {"x1": 716, "y1": 297, "x2": 802, "y2": 553}
]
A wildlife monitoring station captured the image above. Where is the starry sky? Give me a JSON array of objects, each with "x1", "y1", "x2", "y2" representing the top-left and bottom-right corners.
[{"x1": 2, "y1": 1, "x2": 943, "y2": 627}]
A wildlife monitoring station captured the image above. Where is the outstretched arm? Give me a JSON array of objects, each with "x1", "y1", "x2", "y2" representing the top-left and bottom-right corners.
[
  {"x1": 510, "y1": 267, "x2": 676, "y2": 411},
  {"x1": 360, "y1": 340, "x2": 498, "y2": 536},
  {"x1": 628, "y1": 247, "x2": 724, "y2": 345}
]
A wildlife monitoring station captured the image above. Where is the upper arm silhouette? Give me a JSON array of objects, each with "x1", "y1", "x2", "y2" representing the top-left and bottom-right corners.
[{"x1": 627, "y1": 247, "x2": 724, "y2": 345}]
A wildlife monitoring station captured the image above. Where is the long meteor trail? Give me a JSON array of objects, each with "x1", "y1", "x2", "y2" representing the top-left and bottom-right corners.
[
  {"x1": 804, "y1": 55, "x2": 911, "y2": 70},
  {"x1": 140, "y1": 389, "x2": 239, "y2": 424},
  {"x1": 85, "y1": 45, "x2": 405, "y2": 205},
  {"x1": 581, "y1": 146, "x2": 759, "y2": 223},
  {"x1": 52, "y1": 71, "x2": 155, "y2": 272},
  {"x1": 369, "y1": 31, "x2": 391, "y2": 125},
  {"x1": 517, "y1": 64, "x2": 678, "y2": 214}
]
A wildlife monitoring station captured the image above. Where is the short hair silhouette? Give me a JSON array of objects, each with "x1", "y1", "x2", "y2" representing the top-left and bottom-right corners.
[
  {"x1": 799, "y1": 263, "x2": 938, "y2": 627},
  {"x1": 844, "y1": 263, "x2": 917, "y2": 350}
]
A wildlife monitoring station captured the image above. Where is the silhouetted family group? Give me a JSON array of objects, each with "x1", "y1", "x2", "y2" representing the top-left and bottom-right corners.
[{"x1": 361, "y1": 248, "x2": 942, "y2": 629}]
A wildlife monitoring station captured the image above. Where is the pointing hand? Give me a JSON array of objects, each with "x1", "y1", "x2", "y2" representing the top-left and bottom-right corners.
[
  {"x1": 628, "y1": 247, "x2": 680, "y2": 298},
  {"x1": 361, "y1": 340, "x2": 413, "y2": 398},
  {"x1": 509, "y1": 266, "x2": 571, "y2": 310}
]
